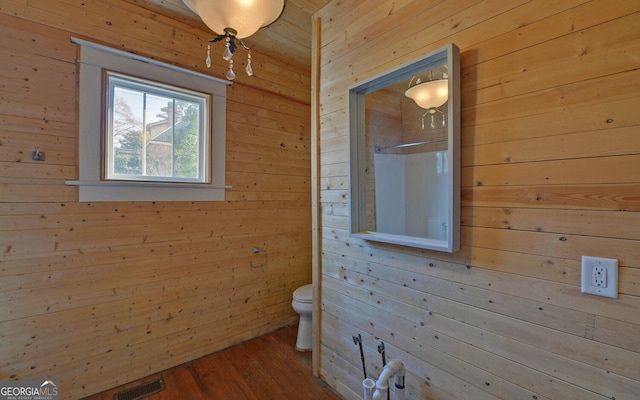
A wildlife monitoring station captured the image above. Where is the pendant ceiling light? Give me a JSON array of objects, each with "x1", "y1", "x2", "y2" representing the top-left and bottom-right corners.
[{"x1": 181, "y1": 0, "x2": 285, "y2": 80}]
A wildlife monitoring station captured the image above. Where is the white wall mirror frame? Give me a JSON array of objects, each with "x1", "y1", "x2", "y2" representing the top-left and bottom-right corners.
[{"x1": 348, "y1": 43, "x2": 460, "y2": 252}]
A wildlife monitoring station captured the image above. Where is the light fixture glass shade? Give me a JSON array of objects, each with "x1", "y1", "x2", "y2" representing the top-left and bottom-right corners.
[
  {"x1": 181, "y1": 0, "x2": 285, "y2": 38},
  {"x1": 404, "y1": 79, "x2": 449, "y2": 109}
]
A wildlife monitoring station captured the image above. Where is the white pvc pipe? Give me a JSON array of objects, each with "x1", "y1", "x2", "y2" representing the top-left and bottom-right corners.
[
  {"x1": 363, "y1": 378, "x2": 375, "y2": 400},
  {"x1": 372, "y1": 360, "x2": 405, "y2": 400}
]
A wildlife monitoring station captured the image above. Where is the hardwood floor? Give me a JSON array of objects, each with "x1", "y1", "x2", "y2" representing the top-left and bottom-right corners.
[{"x1": 83, "y1": 324, "x2": 344, "y2": 400}]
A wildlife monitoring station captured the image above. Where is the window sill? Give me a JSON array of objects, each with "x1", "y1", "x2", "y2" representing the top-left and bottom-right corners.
[
  {"x1": 65, "y1": 180, "x2": 231, "y2": 189},
  {"x1": 65, "y1": 180, "x2": 231, "y2": 202}
]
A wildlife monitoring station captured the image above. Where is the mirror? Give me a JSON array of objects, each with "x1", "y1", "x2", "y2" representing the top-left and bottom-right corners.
[{"x1": 348, "y1": 43, "x2": 460, "y2": 252}]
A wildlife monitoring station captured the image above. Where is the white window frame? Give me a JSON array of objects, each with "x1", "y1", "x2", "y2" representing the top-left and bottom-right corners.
[
  {"x1": 66, "y1": 38, "x2": 231, "y2": 202},
  {"x1": 105, "y1": 72, "x2": 211, "y2": 183}
]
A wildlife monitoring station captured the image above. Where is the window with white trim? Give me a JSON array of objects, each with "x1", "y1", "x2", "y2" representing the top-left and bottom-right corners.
[
  {"x1": 67, "y1": 39, "x2": 231, "y2": 202},
  {"x1": 106, "y1": 72, "x2": 210, "y2": 183}
]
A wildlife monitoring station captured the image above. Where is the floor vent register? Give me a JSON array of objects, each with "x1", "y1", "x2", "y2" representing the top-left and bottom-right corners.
[{"x1": 113, "y1": 378, "x2": 166, "y2": 400}]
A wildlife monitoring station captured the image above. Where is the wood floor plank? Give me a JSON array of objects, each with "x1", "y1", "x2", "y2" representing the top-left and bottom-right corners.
[{"x1": 81, "y1": 324, "x2": 343, "y2": 400}]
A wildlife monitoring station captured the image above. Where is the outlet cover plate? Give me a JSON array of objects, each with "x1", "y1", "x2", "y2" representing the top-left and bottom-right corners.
[{"x1": 581, "y1": 256, "x2": 618, "y2": 298}]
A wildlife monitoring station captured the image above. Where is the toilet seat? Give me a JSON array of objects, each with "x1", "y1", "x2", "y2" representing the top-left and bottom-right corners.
[{"x1": 293, "y1": 284, "x2": 312, "y2": 303}]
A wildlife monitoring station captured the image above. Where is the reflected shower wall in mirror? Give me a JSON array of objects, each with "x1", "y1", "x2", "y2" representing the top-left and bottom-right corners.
[{"x1": 348, "y1": 44, "x2": 460, "y2": 252}]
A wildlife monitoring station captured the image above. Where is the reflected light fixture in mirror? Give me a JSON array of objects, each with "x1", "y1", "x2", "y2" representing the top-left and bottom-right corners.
[
  {"x1": 181, "y1": 0, "x2": 285, "y2": 80},
  {"x1": 404, "y1": 78, "x2": 448, "y2": 109},
  {"x1": 405, "y1": 72, "x2": 449, "y2": 129}
]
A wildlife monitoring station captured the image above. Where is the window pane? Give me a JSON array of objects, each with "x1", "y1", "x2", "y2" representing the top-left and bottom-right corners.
[
  {"x1": 145, "y1": 93, "x2": 175, "y2": 178},
  {"x1": 107, "y1": 73, "x2": 209, "y2": 183},
  {"x1": 112, "y1": 86, "x2": 144, "y2": 176},
  {"x1": 173, "y1": 100, "x2": 201, "y2": 178}
]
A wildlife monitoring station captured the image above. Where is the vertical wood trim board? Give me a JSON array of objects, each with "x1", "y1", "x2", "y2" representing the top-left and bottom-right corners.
[{"x1": 311, "y1": 14, "x2": 323, "y2": 377}]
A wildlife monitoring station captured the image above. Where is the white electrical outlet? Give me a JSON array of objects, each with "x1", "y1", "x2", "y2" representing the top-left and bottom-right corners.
[{"x1": 581, "y1": 256, "x2": 618, "y2": 298}]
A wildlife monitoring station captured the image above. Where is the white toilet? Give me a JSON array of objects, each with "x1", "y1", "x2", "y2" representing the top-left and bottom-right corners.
[{"x1": 291, "y1": 284, "x2": 313, "y2": 351}]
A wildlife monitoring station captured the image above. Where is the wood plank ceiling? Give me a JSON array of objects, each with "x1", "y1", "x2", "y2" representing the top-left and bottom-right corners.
[{"x1": 122, "y1": 0, "x2": 331, "y2": 71}]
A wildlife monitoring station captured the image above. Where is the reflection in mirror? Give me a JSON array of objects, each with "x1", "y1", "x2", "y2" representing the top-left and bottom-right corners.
[{"x1": 348, "y1": 44, "x2": 460, "y2": 252}]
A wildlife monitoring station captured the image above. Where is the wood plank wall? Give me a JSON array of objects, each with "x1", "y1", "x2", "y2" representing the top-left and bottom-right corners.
[
  {"x1": 313, "y1": 0, "x2": 640, "y2": 399},
  {"x1": 0, "y1": 1, "x2": 312, "y2": 399}
]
